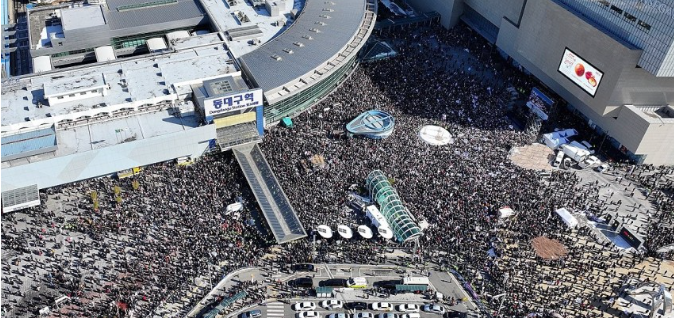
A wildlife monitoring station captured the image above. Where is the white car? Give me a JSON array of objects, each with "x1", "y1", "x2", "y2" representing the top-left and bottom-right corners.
[
  {"x1": 297, "y1": 311, "x2": 319, "y2": 318},
  {"x1": 355, "y1": 313, "x2": 374, "y2": 318},
  {"x1": 397, "y1": 304, "x2": 420, "y2": 313},
  {"x1": 377, "y1": 314, "x2": 397, "y2": 318},
  {"x1": 293, "y1": 302, "x2": 317, "y2": 311},
  {"x1": 372, "y1": 302, "x2": 393, "y2": 311},
  {"x1": 422, "y1": 304, "x2": 445, "y2": 314},
  {"x1": 328, "y1": 314, "x2": 349, "y2": 318},
  {"x1": 595, "y1": 163, "x2": 609, "y2": 173},
  {"x1": 399, "y1": 314, "x2": 421, "y2": 318},
  {"x1": 322, "y1": 300, "x2": 344, "y2": 309}
]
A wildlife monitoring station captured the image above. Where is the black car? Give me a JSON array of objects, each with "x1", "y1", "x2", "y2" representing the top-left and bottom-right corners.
[
  {"x1": 345, "y1": 301, "x2": 367, "y2": 310},
  {"x1": 373, "y1": 280, "x2": 400, "y2": 290},
  {"x1": 293, "y1": 263, "x2": 315, "y2": 272},
  {"x1": 319, "y1": 278, "x2": 346, "y2": 287},
  {"x1": 289, "y1": 277, "x2": 313, "y2": 288},
  {"x1": 444, "y1": 311, "x2": 467, "y2": 318}
]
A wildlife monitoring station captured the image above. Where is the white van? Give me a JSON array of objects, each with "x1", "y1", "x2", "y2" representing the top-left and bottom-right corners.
[
  {"x1": 553, "y1": 150, "x2": 564, "y2": 167},
  {"x1": 346, "y1": 277, "x2": 368, "y2": 288}
]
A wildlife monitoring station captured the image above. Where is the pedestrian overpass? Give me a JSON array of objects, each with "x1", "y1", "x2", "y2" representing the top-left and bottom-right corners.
[{"x1": 232, "y1": 144, "x2": 307, "y2": 244}]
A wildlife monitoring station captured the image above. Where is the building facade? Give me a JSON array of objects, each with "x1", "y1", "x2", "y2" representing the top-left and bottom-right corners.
[{"x1": 406, "y1": 0, "x2": 674, "y2": 165}]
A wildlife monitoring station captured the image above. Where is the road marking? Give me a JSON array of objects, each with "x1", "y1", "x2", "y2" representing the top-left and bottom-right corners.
[{"x1": 325, "y1": 264, "x2": 334, "y2": 279}]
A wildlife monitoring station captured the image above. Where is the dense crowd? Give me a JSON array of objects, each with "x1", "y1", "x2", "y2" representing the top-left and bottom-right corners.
[
  {"x1": 2, "y1": 155, "x2": 273, "y2": 318},
  {"x1": 261, "y1": 24, "x2": 674, "y2": 318},
  {"x1": 1, "y1": 23, "x2": 672, "y2": 318}
]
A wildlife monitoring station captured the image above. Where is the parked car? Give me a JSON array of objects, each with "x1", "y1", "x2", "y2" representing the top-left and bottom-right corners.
[
  {"x1": 377, "y1": 314, "x2": 397, "y2": 318},
  {"x1": 289, "y1": 277, "x2": 313, "y2": 288},
  {"x1": 241, "y1": 310, "x2": 262, "y2": 318},
  {"x1": 372, "y1": 302, "x2": 393, "y2": 311},
  {"x1": 397, "y1": 304, "x2": 420, "y2": 313},
  {"x1": 374, "y1": 280, "x2": 399, "y2": 290},
  {"x1": 328, "y1": 313, "x2": 349, "y2": 318},
  {"x1": 595, "y1": 163, "x2": 609, "y2": 173},
  {"x1": 346, "y1": 302, "x2": 368, "y2": 310},
  {"x1": 422, "y1": 304, "x2": 445, "y2": 314},
  {"x1": 293, "y1": 264, "x2": 315, "y2": 272},
  {"x1": 354, "y1": 313, "x2": 374, "y2": 318},
  {"x1": 399, "y1": 314, "x2": 421, "y2": 318},
  {"x1": 293, "y1": 301, "x2": 317, "y2": 311},
  {"x1": 322, "y1": 300, "x2": 344, "y2": 309},
  {"x1": 320, "y1": 279, "x2": 347, "y2": 287},
  {"x1": 297, "y1": 311, "x2": 319, "y2": 318}
]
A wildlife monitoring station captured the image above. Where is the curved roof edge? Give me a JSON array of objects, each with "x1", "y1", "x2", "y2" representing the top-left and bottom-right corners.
[{"x1": 238, "y1": 0, "x2": 377, "y2": 104}]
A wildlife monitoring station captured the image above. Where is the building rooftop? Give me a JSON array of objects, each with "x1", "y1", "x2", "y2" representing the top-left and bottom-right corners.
[
  {"x1": 200, "y1": 0, "x2": 302, "y2": 56},
  {"x1": 629, "y1": 105, "x2": 674, "y2": 123},
  {"x1": 1, "y1": 110, "x2": 200, "y2": 168},
  {"x1": 1, "y1": 44, "x2": 236, "y2": 131},
  {"x1": 60, "y1": 6, "x2": 106, "y2": 30},
  {"x1": 238, "y1": 0, "x2": 369, "y2": 93},
  {"x1": 170, "y1": 33, "x2": 224, "y2": 50},
  {"x1": 43, "y1": 73, "x2": 106, "y2": 97},
  {"x1": 103, "y1": 0, "x2": 205, "y2": 30}
]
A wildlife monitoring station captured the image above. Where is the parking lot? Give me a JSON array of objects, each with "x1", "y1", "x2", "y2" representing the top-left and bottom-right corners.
[{"x1": 230, "y1": 264, "x2": 476, "y2": 318}]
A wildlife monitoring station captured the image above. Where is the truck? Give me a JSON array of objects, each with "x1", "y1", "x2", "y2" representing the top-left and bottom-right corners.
[
  {"x1": 560, "y1": 144, "x2": 590, "y2": 163},
  {"x1": 552, "y1": 150, "x2": 564, "y2": 167},
  {"x1": 579, "y1": 155, "x2": 601, "y2": 169},
  {"x1": 365, "y1": 205, "x2": 390, "y2": 229},
  {"x1": 402, "y1": 277, "x2": 430, "y2": 286}
]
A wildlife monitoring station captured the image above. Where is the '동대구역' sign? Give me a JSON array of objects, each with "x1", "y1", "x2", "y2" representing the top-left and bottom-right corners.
[{"x1": 204, "y1": 89, "x2": 263, "y2": 116}]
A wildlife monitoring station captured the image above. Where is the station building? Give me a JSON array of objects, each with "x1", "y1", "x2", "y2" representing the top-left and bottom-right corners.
[
  {"x1": 408, "y1": 0, "x2": 674, "y2": 164},
  {"x1": 2, "y1": 0, "x2": 377, "y2": 240}
]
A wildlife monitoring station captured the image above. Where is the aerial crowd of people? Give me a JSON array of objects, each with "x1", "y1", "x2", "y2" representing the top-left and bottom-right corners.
[{"x1": 1, "y1": 23, "x2": 673, "y2": 318}]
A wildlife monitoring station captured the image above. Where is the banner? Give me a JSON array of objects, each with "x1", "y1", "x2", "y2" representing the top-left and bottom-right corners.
[{"x1": 204, "y1": 89, "x2": 263, "y2": 116}]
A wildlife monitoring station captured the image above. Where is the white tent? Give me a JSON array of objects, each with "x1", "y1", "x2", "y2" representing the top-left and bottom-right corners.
[
  {"x1": 226, "y1": 202, "x2": 243, "y2": 213},
  {"x1": 418, "y1": 125, "x2": 453, "y2": 146},
  {"x1": 555, "y1": 208, "x2": 578, "y2": 228},
  {"x1": 498, "y1": 207, "x2": 515, "y2": 218},
  {"x1": 317, "y1": 225, "x2": 333, "y2": 239},
  {"x1": 337, "y1": 225, "x2": 353, "y2": 239},
  {"x1": 542, "y1": 129, "x2": 578, "y2": 149},
  {"x1": 378, "y1": 226, "x2": 393, "y2": 240},
  {"x1": 357, "y1": 225, "x2": 373, "y2": 239}
]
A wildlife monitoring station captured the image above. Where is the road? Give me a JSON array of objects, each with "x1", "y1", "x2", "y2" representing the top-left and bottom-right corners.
[{"x1": 185, "y1": 263, "x2": 479, "y2": 318}]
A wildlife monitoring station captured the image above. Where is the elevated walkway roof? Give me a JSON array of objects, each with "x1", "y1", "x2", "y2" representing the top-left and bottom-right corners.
[{"x1": 233, "y1": 144, "x2": 307, "y2": 244}]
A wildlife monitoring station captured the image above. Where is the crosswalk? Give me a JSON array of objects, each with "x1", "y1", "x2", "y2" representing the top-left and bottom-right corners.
[{"x1": 266, "y1": 302, "x2": 285, "y2": 317}]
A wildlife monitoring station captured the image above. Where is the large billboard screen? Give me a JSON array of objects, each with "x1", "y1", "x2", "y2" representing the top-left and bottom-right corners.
[
  {"x1": 526, "y1": 87, "x2": 554, "y2": 121},
  {"x1": 558, "y1": 48, "x2": 603, "y2": 97},
  {"x1": 204, "y1": 89, "x2": 263, "y2": 116}
]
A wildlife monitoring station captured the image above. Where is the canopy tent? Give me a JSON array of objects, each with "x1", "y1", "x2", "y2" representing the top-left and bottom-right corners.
[
  {"x1": 315, "y1": 286, "x2": 334, "y2": 297},
  {"x1": 498, "y1": 207, "x2": 515, "y2": 218},
  {"x1": 555, "y1": 208, "x2": 578, "y2": 228},
  {"x1": 357, "y1": 225, "x2": 373, "y2": 239},
  {"x1": 281, "y1": 117, "x2": 293, "y2": 128},
  {"x1": 395, "y1": 284, "x2": 428, "y2": 292},
  {"x1": 542, "y1": 129, "x2": 578, "y2": 149}
]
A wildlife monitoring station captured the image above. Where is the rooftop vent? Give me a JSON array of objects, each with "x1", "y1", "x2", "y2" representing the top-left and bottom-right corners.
[
  {"x1": 322, "y1": 8, "x2": 334, "y2": 11},
  {"x1": 319, "y1": 14, "x2": 331, "y2": 18},
  {"x1": 315, "y1": 21, "x2": 327, "y2": 26},
  {"x1": 309, "y1": 28, "x2": 321, "y2": 33},
  {"x1": 293, "y1": 42, "x2": 304, "y2": 47},
  {"x1": 283, "y1": 48, "x2": 294, "y2": 54},
  {"x1": 302, "y1": 35, "x2": 314, "y2": 40},
  {"x1": 271, "y1": 54, "x2": 282, "y2": 61}
]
